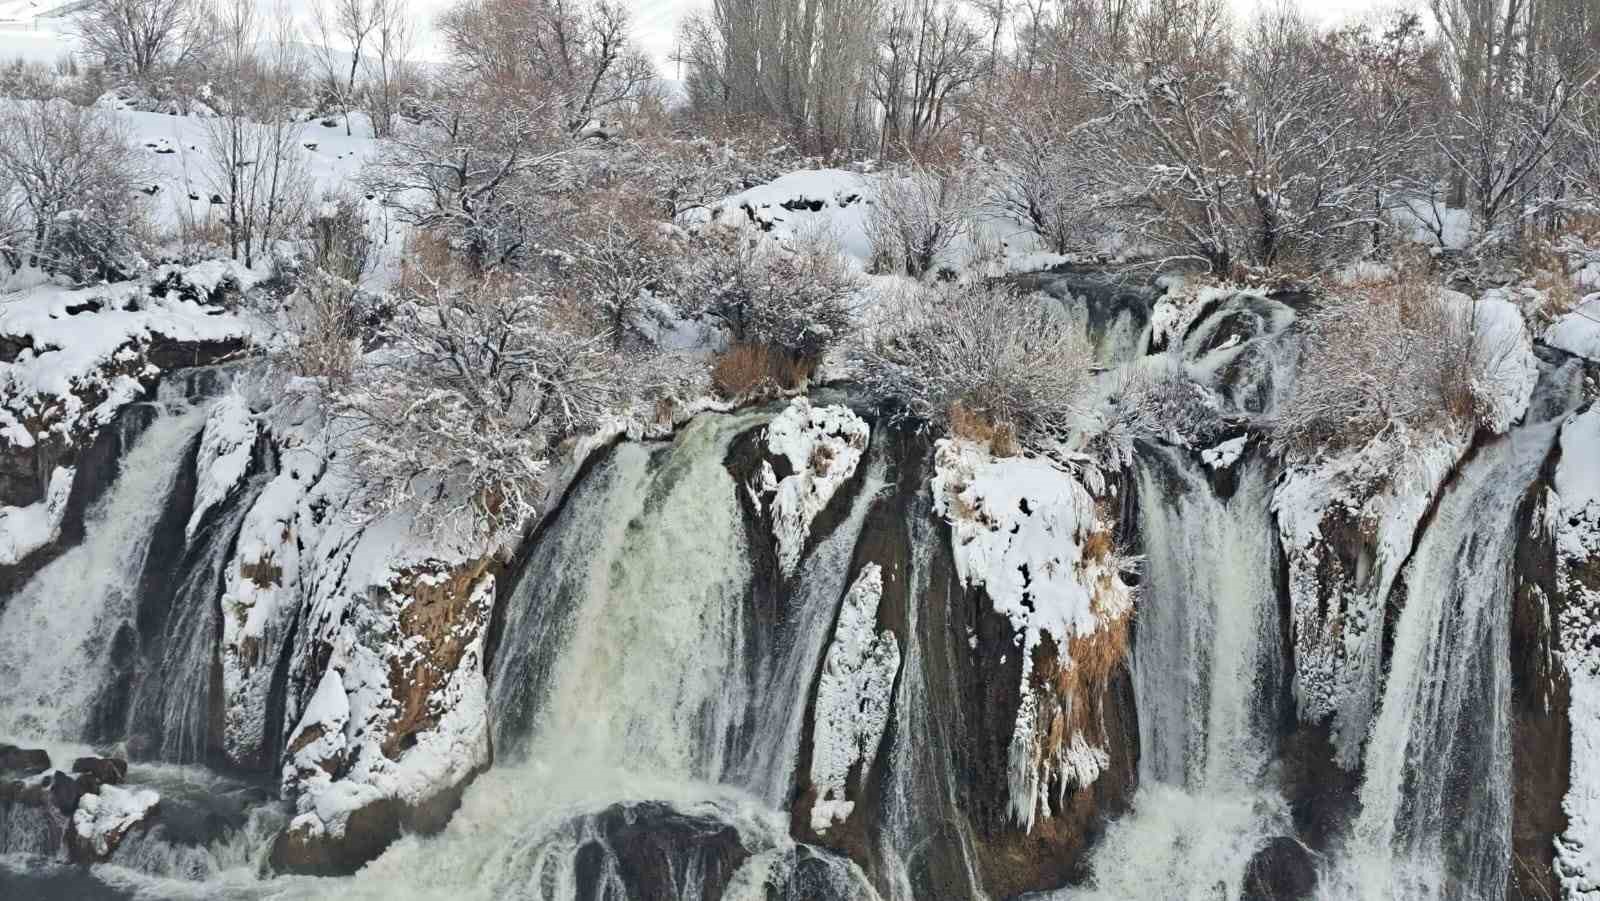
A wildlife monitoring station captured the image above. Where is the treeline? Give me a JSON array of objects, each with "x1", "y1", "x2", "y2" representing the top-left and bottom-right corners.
[{"x1": 677, "y1": 0, "x2": 1600, "y2": 267}]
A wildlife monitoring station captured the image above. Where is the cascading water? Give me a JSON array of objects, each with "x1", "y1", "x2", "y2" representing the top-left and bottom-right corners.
[
  {"x1": 877, "y1": 499, "x2": 989, "y2": 901},
  {"x1": 123, "y1": 467, "x2": 269, "y2": 764},
  {"x1": 0, "y1": 397, "x2": 209, "y2": 753},
  {"x1": 1322, "y1": 419, "x2": 1565, "y2": 900},
  {"x1": 1055, "y1": 444, "x2": 1291, "y2": 900},
  {"x1": 274, "y1": 410, "x2": 882, "y2": 901}
]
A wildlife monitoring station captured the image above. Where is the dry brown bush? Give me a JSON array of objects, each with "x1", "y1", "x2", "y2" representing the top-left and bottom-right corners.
[{"x1": 710, "y1": 342, "x2": 815, "y2": 399}]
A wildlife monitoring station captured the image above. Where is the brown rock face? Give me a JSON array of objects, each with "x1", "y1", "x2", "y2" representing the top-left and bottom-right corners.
[
  {"x1": 784, "y1": 428, "x2": 1140, "y2": 900},
  {"x1": 382, "y1": 556, "x2": 497, "y2": 759}
]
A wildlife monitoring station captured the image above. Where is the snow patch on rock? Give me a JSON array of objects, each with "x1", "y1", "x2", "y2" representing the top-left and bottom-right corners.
[
  {"x1": 1555, "y1": 406, "x2": 1600, "y2": 896},
  {"x1": 764, "y1": 398, "x2": 868, "y2": 576},
  {"x1": 71, "y1": 784, "x2": 159, "y2": 859},
  {"x1": 1547, "y1": 295, "x2": 1600, "y2": 364},
  {"x1": 932, "y1": 438, "x2": 1133, "y2": 831},
  {"x1": 809, "y1": 564, "x2": 900, "y2": 834},
  {"x1": 0, "y1": 465, "x2": 72, "y2": 565},
  {"x1": 1467, "y1": 292, "x2": 1539, "y2": 434},
  {"x1": 187, "y1": 393, "x2": 257, "y2": 540}
]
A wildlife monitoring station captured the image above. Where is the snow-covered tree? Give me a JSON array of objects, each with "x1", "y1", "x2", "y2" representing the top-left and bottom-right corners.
[
  {"x1": 867, "y1": 164, "x2": 974, "y2": 276},
  {"x1": 334, "y1": 277, "x2": 636, "y2": 539},
  {"x1": 361, "y1": 82, "x2": 570, "y2": 275},
  {"x1": 679, "y1": 230, "x2": 859, "y2": 359}
]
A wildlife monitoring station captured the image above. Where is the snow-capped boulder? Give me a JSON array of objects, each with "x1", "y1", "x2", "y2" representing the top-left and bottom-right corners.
[{"x1": 69, "y1": 784, "x2": 159, "y2": 861}]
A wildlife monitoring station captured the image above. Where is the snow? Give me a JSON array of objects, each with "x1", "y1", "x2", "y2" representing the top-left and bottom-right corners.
[
  {"x1": 1546, "y1": 295, "x2": 1600, "y2": 363},
  {"x1": 71, "y1": 784, "x2": 160, "y2": 858},
  {"x1": 1556, "y1": 406, "x2": 1600, "y2": 897},
  {"x1": 0, "y1": 464, "x2": 71, "y2": 565},
  {"x1": 1201, "y1": 436, "x2": 1247, "y2": 470},
  {"x1": 808, "y1": 563, "x2": 900, "y2": 834},
  {"x1": 0, "y1": 261, "x2": 261, "y2": 451},
  {"x1": 282, "y1": 668, "x2": 350, "y2": 803},
  {"x1": 931, "y1": 438, "x2": 1130, "y2": 667},
  {"x1": 1466, "y1": 291, "x2": 1539, "y2": 434},
  {"x1": 696, "y1": 170, "x2": 875, "y2": 266},
  {"x1": 762, "y1": 398, "x2": 869, "y2": 576},
  {"x1": 187, "y1": 393, "x2": 258, "y2": 540}
]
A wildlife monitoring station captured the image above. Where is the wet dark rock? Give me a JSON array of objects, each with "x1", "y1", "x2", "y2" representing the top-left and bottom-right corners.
[
  {"x1": 1241, "y1": 836, "x2": 1317, "y2": 901},
  {"x1": 47, "y1": 770, "x2": 81, "y2": 815},
  {"x1": 72, "y1": 757, "x2": 128, "y2": 786},
  {"x1": 0, "y1": 745, "x2": 50, "y2": 775},
  {"x1": 571, "y1": 802, "x2": 749, "y2": 900}
]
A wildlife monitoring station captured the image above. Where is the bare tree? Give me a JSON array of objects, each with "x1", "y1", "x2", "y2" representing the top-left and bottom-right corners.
[
  {"x1": 438, "y1": 0, "x2": 655, "y2": 135},
  {"x1": 202, "y1": 0, "x2": 312, "y2": 267},
  {"x1": 871, "y1": 0, "x2": 988, "y2": 156},
  {"x1": 679, "y1": 230, "x2": 860, "y2": 359},
  {"x1": 362, "y1": 0, "x2": 415, "y2": 138},
  {"x1": 0, "y1": 100, "x2": 148, "y2": 281},
  {"x1": 309, "y1": 0, "x2": 379, "y2": 136},
  {"x1": 859, "y1": 280, "x2": 1094, "y2": 445},
  {"x1": 867, "y1": 165, "x2": 974, "y2": 276},
  {"x1": 72, "y1": 0, "x2": 212, "y2": 76}
]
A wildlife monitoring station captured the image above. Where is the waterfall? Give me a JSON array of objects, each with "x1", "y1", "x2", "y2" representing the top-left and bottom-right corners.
[
  {"x1": 1133, "y1": 445, "x2": 1284, "y2": 789},
  {"x1": 877, "y1": 500, "x2": 989, "y2": 901},
  {"x1": 0, "y1": 398, "x2": 210, "y2": 753},
  {"x1": 1324, "y1": 420, "x2": 1563, "y2": 900},
  {"x1": 274, "y1": 410, "x2": 881, "y2": 901},
  {"x1": 1054, "y1": 445, "x2": 1291, "y2": 900},
  {"x1": 123, "y1": 468, "x2": 268, "y2": 764}
]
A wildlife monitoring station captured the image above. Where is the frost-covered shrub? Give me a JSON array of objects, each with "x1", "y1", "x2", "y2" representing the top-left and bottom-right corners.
[
  {"x1": 681, "y1": 230, "x2": 859, "y2": 360},
  {"x1": 1082, "y1": 358, "x2": 1228, "y2": 468},
  {"x1": 1271, "y1": 270, "x2": 1491, "y2": 456},
  {"x1": 859, "y1": 281, "x2": 1094, "y2": 445},
  {"x1": 866, "y1": 166, "x2": 973, "y2": 277},
  {"x1": 333, "y1": 279, "x2": 636, "y2": 540}
]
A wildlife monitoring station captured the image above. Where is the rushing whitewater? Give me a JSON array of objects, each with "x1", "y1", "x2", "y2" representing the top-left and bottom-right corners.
[
  {"x1": 1325, "y1": 421, "x2": 1564, "y2": 900},
  {"x1": 1054, "y1": 444, "x2": 1291, "y2": 901},
  {"x1": 0, "y1": 399, "x2": 209, "y2": 752}
]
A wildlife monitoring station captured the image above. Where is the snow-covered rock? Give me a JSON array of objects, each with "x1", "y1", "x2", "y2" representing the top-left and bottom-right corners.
[
  {"x1": 1555, "y1": 406, "x2": 1600, "y2": 897},
  {"x1": 762, "y1": 398, "x2": 869, "y2": 576},
  {"x1": 1467, "y1": 291, "x2": 1539, "y2": 434},
  {"x1": 187, "y1": 393, "x2": 258, "y2": 540},
  {"x1": 697, "y1": 169, "x2": 875, "y2": 266},
  {"x1": 1546, "y1": 295, "x2": 1600, "y2": 364},
  {"x1": 809, "y1": 564, "x2": 900, "y2": 834},
  {"x1": 0, "y1": 465, "x2": 71, "y2": 565},
  {"x1": 931, "y1": 438, "x2": 1133, "y2": 832},
  {"x1": 70, "y1": 784, "x2": 159, "y2": 861}
]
